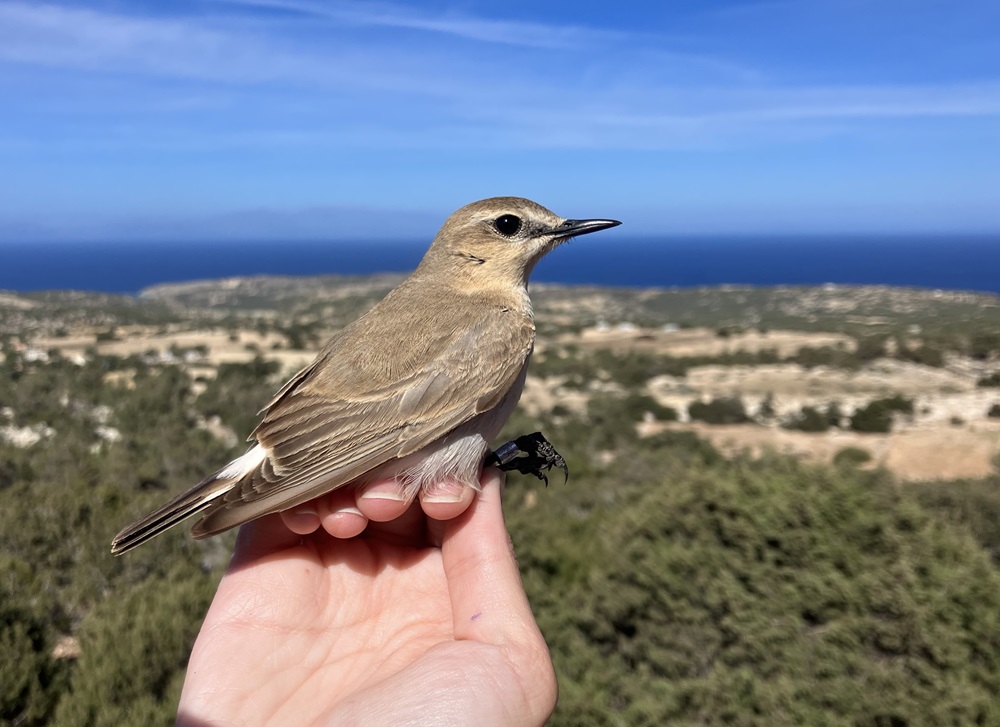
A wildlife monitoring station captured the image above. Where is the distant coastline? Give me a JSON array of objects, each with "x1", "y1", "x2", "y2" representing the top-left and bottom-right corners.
[{"x1": 3, "y1": 235, "x2": 999, "y2": 295}]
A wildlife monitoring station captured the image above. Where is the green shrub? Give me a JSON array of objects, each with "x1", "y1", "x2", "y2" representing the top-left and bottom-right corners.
[
  {"x1": 970, "y1": 332, "x2": 1000, "y2": 360},
  {"x1": 783, "y1": 405, "x2": 830, "y2": 432},
  {"x1": 855, "y1": 335, "x2": 887, "y2": 362},
  {"x1": 688, "y1": 397, "x2": 749, "y2": 425},
  {"x1": 793, "y1": 345, "x2": 861, "y2": 370},
  {"x1": 897, "y1": 342, "x2": 945, "y2": 367},
  {"x1": 850, "y1": 395, "x2": 914, "y2": 433},
  {"x1": 584, "y1": 394, "x2": 678, "y2": 446},
  {"x1": 833, "y1": 446, "x2": 873, "y2": 467},
  {"x1": 911, "y1": 476, "x2": 1000, "y2": 564},
  {"x1": 50, "y1": 563, "x2": 215, "y2": 727},
  {"x1": 0, "y1": 555, "x2": 67, "y2": 727},
  {"x1": 979, "y1": 372, "x2": 1000, "y2": 388}
]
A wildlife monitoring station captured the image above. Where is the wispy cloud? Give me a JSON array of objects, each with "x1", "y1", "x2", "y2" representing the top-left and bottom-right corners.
[
  {"x1": 0, "y1": 1, "x2": 424, "y2": 91},
  {"x1": 0, "y1": 1, "x2": 757, "y2": 93},
  {"x1": 2, "y1": 1, "x2": 997, "y2": 155},
  {"x1": 209, "y1": 0, "x2": 627, "y2": 50}
]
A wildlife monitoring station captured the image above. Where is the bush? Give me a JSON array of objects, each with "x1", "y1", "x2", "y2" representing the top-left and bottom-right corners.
[
  {"x1": 970, "y1": 332, "x2": 1000, "y2": 360},
  {"x1": 0, "y1": 554, "x2": 67, "y2": 727},
  {"x1": 850, "y1": 395, "x2": 914, "y2": 433},
  {"x1": 794, "y1": 346, "x2": 860, "y2": 370},
  {"x1": 855, "y1": 335, "x2": 887, "y2": 362},
  {"x1": 833, "y1": 446, "x2": 873, "y2": 467},
  {"x1": 584, "y1": 394, "x2": 678, "y2": 447},
  {"x1": 911, "y1": 476, "x2": 1000, "y2": 564},
  {"x1": 851, "y1": 405, "x2": 891, "y2": 433},
  {"x1": 978, "y1": 372, "x2": 1000, "y2": 388},
  {"x1": 50, "y1": 563, "x2": 214, "y2": 727},
  {"x1": 824, "y1": 401, "x2": 844, "y2": 428},
  {"x1": 989, "y1": 404, "x2": 1000, "y2": 419},
  {"x1": 688, "y1": 397, "x2": 749, "y2": 425},
  {"x1": 756, "y1": 393, "x2": 776, "y2": 421},
  {"x1": 879, "y1": 394, "x2": 915, "y2": 414},
  {"x1": 897, "y1": 342, "x2": 945, "y2": 368},
  {"x1": 783, "y1": 405, "x2": 830, "y2": 432}
]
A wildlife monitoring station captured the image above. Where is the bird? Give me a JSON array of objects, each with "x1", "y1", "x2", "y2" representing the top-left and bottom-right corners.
[{"x1": 111, "y1": 197, "x2": 620, "y2": 554}]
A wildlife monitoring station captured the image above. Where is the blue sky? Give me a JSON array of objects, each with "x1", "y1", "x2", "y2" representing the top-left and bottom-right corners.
[{"x1": 0, "y1": 0, "x2": 998, "y2": 240}]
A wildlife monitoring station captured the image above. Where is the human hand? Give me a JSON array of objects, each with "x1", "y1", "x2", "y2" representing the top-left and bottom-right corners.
[{"x1": 176, "y1": 468, "x2": 557, "y2": 726}]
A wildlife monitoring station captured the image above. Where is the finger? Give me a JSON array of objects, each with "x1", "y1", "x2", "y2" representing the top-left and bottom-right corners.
[
  {"x1": 419, "y1": 477, "x2": 476, "y2": 522},
  {"x1": 357, "y1": 479, "x2": 415, "y2": 522},
  {"x1": 441, "y1": 468, "x2": 542, "y2": 646},
  {"x1": 316, "y1": 488, "x2": 369, "y2": 538},
  {"x1": 280, "y1": 505, "x2": 321, "y2": 535}
]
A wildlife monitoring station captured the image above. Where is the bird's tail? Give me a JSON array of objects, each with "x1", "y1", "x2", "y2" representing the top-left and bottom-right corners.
[{"x1": 110, "y1": 474, "x2": 232, "y2": 555}]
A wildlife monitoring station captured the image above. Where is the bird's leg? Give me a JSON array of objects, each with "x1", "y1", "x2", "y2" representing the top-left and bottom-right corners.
[{"x1": 486, "y1": 432, "x2": 568, "y2": 486}]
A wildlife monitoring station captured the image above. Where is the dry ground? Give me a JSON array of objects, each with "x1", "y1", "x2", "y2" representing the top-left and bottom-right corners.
[
  {"x1": 564, "y1": 325, "x2": 855, "y2": 357},
  {"x1": 35, "y1": 326, "x2": 314, "y2": 373},
  {"x1": 549, "y1": 325, "x2": 1000, "y2": 482},
  {"x1": 638, "y1": 421, "x2": 1000, "y2": 481}
]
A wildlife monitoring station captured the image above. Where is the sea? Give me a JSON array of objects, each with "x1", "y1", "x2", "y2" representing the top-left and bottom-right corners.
[{"x1": 2, "y1": 235, "x2": 998, "y2": 295}]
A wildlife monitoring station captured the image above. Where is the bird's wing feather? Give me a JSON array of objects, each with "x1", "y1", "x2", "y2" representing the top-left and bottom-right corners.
[{"x1": 190, "y1": 300, "x2": 533, "y2": 537}]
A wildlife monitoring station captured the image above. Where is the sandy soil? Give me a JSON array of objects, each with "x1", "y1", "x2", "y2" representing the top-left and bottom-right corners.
[
  {"x1": 566, "y1": 326, "x2": 855, "y2": 357},
  {"x1": 35, "y1": 328, "x2": 314, "y2": 372},
  {"x1": 637, "y1": 420, "x2": 1000, "y2": 482},
  {"x1": 0, "y1": 293, "x2": 39, "y2": 310}
]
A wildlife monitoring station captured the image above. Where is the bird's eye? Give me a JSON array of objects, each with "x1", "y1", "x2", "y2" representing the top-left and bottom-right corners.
[{"x1": 493, "y1": 214, "x2": 522, "y2": 237}]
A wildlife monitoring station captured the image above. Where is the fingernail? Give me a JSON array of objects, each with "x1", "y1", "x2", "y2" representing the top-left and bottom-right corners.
[
  {"x1": 422, "y1": 483, "x2": 466, "y2": 504},
  {"x1": 360, "y1": 486, "x2": 407, "y2": 502},
  {"x1": 334, "y1": 506, "x2": 364, "y2": 517},
  {"x1": 295, "y1": 506, "x2": 318, "y2": 517}
]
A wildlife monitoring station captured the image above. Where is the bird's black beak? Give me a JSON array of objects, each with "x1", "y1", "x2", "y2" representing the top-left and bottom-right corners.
[{"x1": 541, "y1": 218, "x2": 621, "y2": 240}]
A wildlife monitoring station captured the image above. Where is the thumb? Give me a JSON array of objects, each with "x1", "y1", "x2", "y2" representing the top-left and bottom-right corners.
[{"x1": 442, "y1": 468, "x2": 542, "y2": 647}]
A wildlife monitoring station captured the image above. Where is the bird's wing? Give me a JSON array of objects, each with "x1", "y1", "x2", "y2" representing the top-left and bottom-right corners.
[{"x1": 190, "y1": 305, "x2": 534, "y2": 536}]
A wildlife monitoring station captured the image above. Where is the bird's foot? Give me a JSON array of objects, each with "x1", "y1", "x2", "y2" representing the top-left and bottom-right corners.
[{"x1": 486, "y1": 432, "x2": 568, "y2": 486}]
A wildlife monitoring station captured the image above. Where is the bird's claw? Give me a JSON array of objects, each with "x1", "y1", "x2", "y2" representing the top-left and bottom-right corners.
[{"x1": 486, "y1": 431, "x2": 568, "y2": 486}]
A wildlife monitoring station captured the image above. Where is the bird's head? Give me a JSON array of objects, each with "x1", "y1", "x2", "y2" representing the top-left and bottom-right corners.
[{"x1": 419, "y1": 197, "x2": 620, "y2": 289}]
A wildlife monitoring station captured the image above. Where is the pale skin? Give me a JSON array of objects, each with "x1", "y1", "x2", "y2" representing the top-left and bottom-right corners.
[{"x1": 177, "y1": 469, "x2": 558, "y2": 726}]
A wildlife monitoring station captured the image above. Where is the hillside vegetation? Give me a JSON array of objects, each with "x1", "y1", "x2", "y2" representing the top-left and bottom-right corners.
[{"x1": 2, "y1": 280, "x2": 1000, "y2": 725}]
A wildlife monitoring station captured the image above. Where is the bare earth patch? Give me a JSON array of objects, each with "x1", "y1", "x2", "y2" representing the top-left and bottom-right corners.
[
  {"x1": 36, "y1": 327, "x2": 315, "y2": 372},
  {"x1": 637, "y1": 421, "x2": 1000, "y2": 481},
  {"x1": 566, "y1": 326, "x2": 855, "y2": 357}
]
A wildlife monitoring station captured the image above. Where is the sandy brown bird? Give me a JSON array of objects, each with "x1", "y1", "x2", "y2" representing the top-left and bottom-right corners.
[{"x1": 111, "y1": 197, "x2": 620, "y2": 554}]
